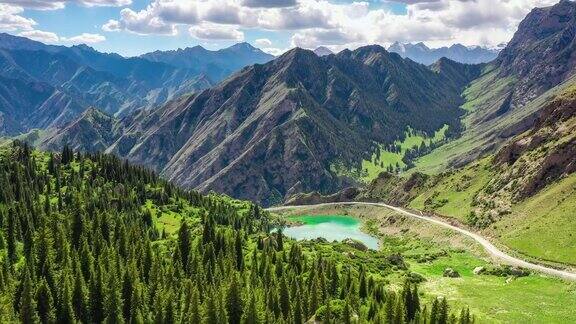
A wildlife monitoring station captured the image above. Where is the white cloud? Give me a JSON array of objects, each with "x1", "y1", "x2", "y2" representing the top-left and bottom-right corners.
[
  {"x1": 78, "y1": 0, "x2": 132, "y2": 7},
  {"x1": 61, "y1": 33, "x2": 106, "y2": 44},
  {"x1": 100, "y1": 0, "x2": 562, "y2": 49},
  {"x1": 0, "y1": 4, "x2": 37, "y2": 31},
  {"x1": 291, "y1": 28, "x2": 363, "y2": 49},
  {"x1": 261, "y1": 47, "x2": 289, "y2": 56},
  {"x1": 255, "y1": 38, "x2": 272, "y2": 47},
  {"x1": 18, "y1": 29, "x2": 59, "y2": 43},
  {"x1": 189, "y1": 24, "x2": 244, "y2": 41},
  {"x1": 103, "y1": 6, "x2": 179, "y2": 35},
  {"x1": 242, "y1": 0, "x2": 297, "y2": 8},
  {"x1": 0, "y1": 0, "x2": 131, "y2": 10}
]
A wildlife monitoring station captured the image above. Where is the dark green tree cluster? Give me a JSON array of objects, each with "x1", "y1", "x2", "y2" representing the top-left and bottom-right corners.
[{"x1": 0, "y1": 142, "x2": 473, "y2": 323}]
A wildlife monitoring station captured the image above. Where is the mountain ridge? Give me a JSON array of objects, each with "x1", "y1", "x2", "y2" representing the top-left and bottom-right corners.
[{"x1": 40, "y1": 46, "x2": 480, "y2": 205}]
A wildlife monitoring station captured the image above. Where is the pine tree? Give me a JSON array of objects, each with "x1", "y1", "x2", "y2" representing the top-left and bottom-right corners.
[
  {"x1": 227, "y1": 275, "x2": 243, "y2": 324},
  {"x1": 204, "y1": 294, "x2": 218, "y2": 324},
  {"x1": 235, "y1": 231, "x2": 244, "y2": 271},
  {"x1": 178, "y1": 220, "x2": 191, "y2": 272},
  {"x1": 90, "y1": 265, "x2": 106, "y2": 323},
  {"x1": 293, "y1": 288, "x2": 303, "y2": 324},
  {"x1": 276, "y1": 227, "x2": 284, "y2": 251},
  {"x1": 36, "y1": 278, "x2": 55, "y2": 324},
  {"x1": 104, "y1": 270, "x2": 124, "y2": 324},
  {"x1": 188, "y1": 286, "x2": 202, "y2": 324},
  {"x1": 7, "y1": 209, "x2": 18, "y2": 264},
  {"x1": 243, "y1": 293, "x2": 260, "y2": 324},
  {"x1": 359, "y1": 268, "x2": 368, "y2": 299},
  {"x1": 19, "y1": 269, "x2": 40, "y2": 323},
  {"x1": 438, "y1": 297, "x2": 448, "y2": 324},
  {"x1": 56, "y1": 276, "x2": 76, "y2": 324},
  {"x1": 430, "y1": 298, "x2": 439, "y2": 324},
  {"x1": 279, "y1": 276, "x2": 290, "y2": 319}
]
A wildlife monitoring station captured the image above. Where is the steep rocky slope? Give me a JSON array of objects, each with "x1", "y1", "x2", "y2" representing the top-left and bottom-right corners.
[
  {"x1": 41, "y1": 46, "x2": 478, "y2": 205},
  {"x1": 38, "y1": 108, "x2": 122, "y2": 153},
  {"x1": 109, "y1": 47, "x2": 477, "y2": 205},
  {"x1": 412, "y1": 0, "x2": 576, "y2": 173}
]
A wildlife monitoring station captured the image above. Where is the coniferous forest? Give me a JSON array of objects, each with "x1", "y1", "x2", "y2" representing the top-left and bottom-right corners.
[{"x1": 0, "y1": 142, "x2": 473, "y2": 323}]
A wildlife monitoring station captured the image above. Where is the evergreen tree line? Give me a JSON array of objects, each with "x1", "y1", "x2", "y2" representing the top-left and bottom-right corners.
[{"x1": 0, "y1": 142, "x2": 473, "y2": 323}]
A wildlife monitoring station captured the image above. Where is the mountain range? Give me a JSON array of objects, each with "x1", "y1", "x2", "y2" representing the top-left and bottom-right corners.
[
  {"x1": 141, "y1": 43, "x2": 274, "y2": 82},
  {"x1": 0, "y1": 34, "x2": 272, "y2": 135},
  {"x1": 388, "y1": 42, "x2": 500, "y2": 65},
  {"x1": 38, "y1": 46, "x2": 480, "y2": 205},
  {"x1": 5, "y1": 0, "x2": 576, "y2": 208}
]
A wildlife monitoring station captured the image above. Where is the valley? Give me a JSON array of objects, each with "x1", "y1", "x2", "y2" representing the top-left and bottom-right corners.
[
  {"x1": 0, "y1": 0, "x2": 575, "y2": 322},
  {"x1": 271, "y1": 203, "x2": 576, "y2": 323}
]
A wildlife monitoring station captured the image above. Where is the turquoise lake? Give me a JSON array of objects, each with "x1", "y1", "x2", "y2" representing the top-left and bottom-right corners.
[{"x1": 282, "y1": 215, "x2": 379, "y2": 250}]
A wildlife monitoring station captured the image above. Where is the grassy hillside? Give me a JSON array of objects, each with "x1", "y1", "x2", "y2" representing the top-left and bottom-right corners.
[
  {"x1": 413, "y1": 73, "x2": 576, "y2": 174},
  {"x1": 491, "y1": 174, "x2": 576, "y2": 265},
  {"x1": 276, "y1": 204, "x2": 576, "y2": 323},
  {"x1": 360, "y1": 126, "x2": 448, "y2": 181},
  {"x1": 409, "y1": 157, "x2": 493, "y2": 222},
  {"x1": 363, "y1": 82, "x2": 576, "y2": 267}
]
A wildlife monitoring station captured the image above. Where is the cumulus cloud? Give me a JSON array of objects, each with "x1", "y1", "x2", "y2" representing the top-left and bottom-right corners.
[
  {"x1": 0, "y1": 0, "x2": 132, "y2": 10},
  {"x1": 261, "y1": 47, "x2": 289, "y2": 56},
  {"x1": 291, "y1": 28, "x2": 363, "y2": 48},
  {"x1": 102, "y1": 5, "x2": 180, "y2": 35},
  {"x1": 99, "y1": 0, "x2": 562, "y2": 49},
  {"x1": 0, "y1": 4, "x2": 37, "y2": 31},
  {"x1": 189, "y1": 24, "x2": 244, "y2": 40},
  {"x1": 61, "y1": 33, "x2": 106, "y2": 43},
  {"x1": 18, "y1": 29, "x2": 59, "y2": 43},
  {"x1": 0, "y1": 0, "x2": 66, "y2": 10},
  {"x1": 255, "y1": 38, "x2": 272, "y2": 47},
  {"x1": 17, "y1": 29, "x2": 107, "y2": 45},
  {"x1": 242, "y1": 0, "x2": 297, "y2": 8}
]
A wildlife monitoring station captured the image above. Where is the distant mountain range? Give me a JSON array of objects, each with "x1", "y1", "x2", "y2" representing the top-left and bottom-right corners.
[
  {"x1": 388, "y1": 42, "x2": 500, "y2": 65},
  {"x1": 0, "y1": 33, "x2": 273, "y2": 135},
  {"x1": 141, "y1": 43, "x2": 274, "y2": 82}
]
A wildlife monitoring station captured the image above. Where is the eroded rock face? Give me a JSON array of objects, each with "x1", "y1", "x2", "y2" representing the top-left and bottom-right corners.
[
  {"x1": 496, "y1": 0, "x2": 576, "y2": 107},
  {"x1": 494, "y1": 88, "x2": 576, "y2": 198},
  {"x1": 285, "y1": 187, "x2": 360, "y2": 206}
]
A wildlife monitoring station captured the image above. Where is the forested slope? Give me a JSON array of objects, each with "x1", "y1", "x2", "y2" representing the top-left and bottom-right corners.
[{"x1": 0, "y1": 142, "x2": 472, "y2": 323}]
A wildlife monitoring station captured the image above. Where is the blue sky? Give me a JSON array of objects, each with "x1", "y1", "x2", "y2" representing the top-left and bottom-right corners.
[{"x1": 0, "y1": 0, "x2": 558, "y2": 57}]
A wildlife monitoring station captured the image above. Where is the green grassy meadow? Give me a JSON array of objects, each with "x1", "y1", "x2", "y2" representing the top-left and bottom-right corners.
[
  {"x1": 361, "y1": 125, "x2": 448, "y2": 181},
  {"x1": 408, "y1": 252, "x2": 576, "y2": 323},
  {"x1": 409, "y1": 157, "x2": 493, "y2": 222}
]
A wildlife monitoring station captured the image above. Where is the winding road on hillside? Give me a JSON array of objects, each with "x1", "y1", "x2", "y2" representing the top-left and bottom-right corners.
[{"x1": 266, "y1": 202, "x2": 576, "y2": 281}]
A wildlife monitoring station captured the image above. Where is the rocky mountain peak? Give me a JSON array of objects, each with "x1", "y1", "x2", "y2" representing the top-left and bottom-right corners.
[{"x1": 496, "y1": 0, "x2": 576, "y2": 106}]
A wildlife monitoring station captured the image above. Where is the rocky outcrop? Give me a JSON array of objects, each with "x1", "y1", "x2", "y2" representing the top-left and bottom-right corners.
[
  {"x1": 443, "y1": 268, "x2": 461, "y2": 278},
  {"x1": 494, "y1": 86, "x2": 576, "y2": 198},
  {"x1": 495, "y1": 0, "x2": 576, "y2": 107}
]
